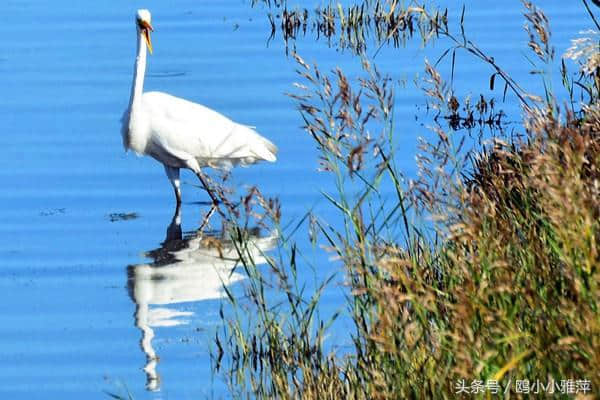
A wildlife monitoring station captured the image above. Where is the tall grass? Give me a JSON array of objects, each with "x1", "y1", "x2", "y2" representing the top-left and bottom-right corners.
[{"x1": 214, "y1": 1, "x2": 600, "y2": 398}]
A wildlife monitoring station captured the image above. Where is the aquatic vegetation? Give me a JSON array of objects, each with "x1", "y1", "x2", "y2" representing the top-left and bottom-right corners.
[
  {"x1": 212, "y1": 1, "x2": 600, "y2": 399},
  {"x1": 252, "y1": 0, "x2": 449, "y2": 54}
]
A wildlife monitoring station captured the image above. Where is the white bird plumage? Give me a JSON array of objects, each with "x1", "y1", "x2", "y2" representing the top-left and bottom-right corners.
[{"x1": 121, "y1": 9, "x2": 277, "y2": 206}]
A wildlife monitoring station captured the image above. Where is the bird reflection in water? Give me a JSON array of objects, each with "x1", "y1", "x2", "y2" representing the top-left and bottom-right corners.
[{"x1": 127, "y1": 207, "x2": 277, "y2": 391}]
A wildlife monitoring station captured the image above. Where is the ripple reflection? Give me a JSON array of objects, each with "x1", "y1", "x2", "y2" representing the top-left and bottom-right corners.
[{"x1": 127, "y1": 207, "x2": 277, "y2": 391}]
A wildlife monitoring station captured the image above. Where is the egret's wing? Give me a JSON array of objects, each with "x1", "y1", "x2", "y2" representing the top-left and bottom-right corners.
[{"x1": 142, "y1": 92, "x2": 277, "y2": 168}]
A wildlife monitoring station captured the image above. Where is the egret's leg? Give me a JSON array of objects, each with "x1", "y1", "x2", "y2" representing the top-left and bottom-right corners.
[
  {"x1": 165, "y1": 202, "x2": 182, "y2": 242},
  {"x1": 184, "y1": 159, "x2": 226, "y2": 221},
  {"x1": 195, "y1": 171, "x2": 225, "y2": 218},
  {"x1": 163, "y1": 165, "x2": 182, "y2": 205}
]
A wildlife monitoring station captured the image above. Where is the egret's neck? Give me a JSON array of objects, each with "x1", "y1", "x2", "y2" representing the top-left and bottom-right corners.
[{"x1": 129, "y1": 30, "x2": 147, "y2": 110}]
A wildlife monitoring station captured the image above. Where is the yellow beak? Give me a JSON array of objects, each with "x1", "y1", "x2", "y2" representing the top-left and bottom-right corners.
[{"x1": 141, "y1": 21, "x2": 154, "y2": 54}]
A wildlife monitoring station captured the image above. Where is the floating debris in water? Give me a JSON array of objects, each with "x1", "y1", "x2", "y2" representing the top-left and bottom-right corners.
[
  {"x1": 39, "y1": 208, "x2": 66, "y2": 217},
  {"x1": 147, "y1": 71, "x2": 187, "y2": 78},
  {"x1": 108, "y1": 212, "x2": 139, "y2": 222}
]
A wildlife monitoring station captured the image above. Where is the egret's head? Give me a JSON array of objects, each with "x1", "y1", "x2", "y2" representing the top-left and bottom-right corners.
[{"x1": 136, "y1": 9, "x2": 153, "y2": 54}]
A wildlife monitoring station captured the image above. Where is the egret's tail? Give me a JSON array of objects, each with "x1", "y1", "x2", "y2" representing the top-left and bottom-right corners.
[
  {"x1": 260, "y1": 137, "x2": 278, "y2": 162},
  {"x1": 241, "y1": 123, "x2": 277, "y2": 162}
]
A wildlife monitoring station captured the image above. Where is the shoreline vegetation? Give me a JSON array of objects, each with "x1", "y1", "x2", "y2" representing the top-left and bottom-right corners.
[
  {"x1": 211, "y1": 1, "x2": 599, "y2": 399},
  {"x1": 105, "y1": 1, "x2": 598, "y2": 398}
]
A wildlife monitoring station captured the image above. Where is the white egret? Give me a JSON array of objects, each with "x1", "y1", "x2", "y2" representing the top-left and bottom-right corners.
[{"x1": 121, "y1": 9, "x2": 277, "y2": 209}]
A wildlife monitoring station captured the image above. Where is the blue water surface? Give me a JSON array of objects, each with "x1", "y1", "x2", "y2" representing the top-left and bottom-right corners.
[{"x1": 0, "y1": 0, "x2": 590, "y2": 398}]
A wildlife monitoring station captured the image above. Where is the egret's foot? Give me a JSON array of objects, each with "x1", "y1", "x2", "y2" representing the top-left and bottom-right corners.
[
  {"x1": 194, "y1": 172, "x2": 230, "y2": 219},
  {"x1": 214, "y1": 201, "x2": 228, "y2": 218}
]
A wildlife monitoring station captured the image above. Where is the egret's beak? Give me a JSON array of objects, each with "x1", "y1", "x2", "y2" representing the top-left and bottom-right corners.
[{"x1": 140, "y1": 21, "x2": 154, "y2": 54}]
